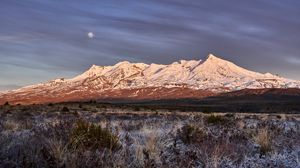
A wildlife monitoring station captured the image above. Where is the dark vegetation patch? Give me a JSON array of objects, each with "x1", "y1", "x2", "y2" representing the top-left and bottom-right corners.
[
  {"x1": 206, "y1": 115, "x2": 226, "y2": 124},
  {"x1": 1, "y1": 94, "x2": 300, "y2": 114},
  {"x1": 61, "y1": 106, "x2": 70, "y2": 112},
  {"x1": 177, "y1": 124, "x2": 206, "y2": 144},
  {"x1": 70, "y1": 120, "x2": 120, "y2": 151}
]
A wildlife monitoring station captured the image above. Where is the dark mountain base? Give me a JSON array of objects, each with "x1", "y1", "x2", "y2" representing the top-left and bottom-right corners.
[
  {"x1": 3, "y1": 97, "x2": 299, "y2": 114},
  {"x1": 122, "y1": 97, "x2": 300, "y2": 113},
  {"x1": 117, "y1": 88, "x2": 300, "y2": 113},
  {"x1": 1, "y1": 88, "x2": 300, "y2": 113}
]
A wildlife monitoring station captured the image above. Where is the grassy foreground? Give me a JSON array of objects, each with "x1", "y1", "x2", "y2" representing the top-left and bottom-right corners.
[{"x1": 0, "y1": 103, "x2": 299, "y2": 168}]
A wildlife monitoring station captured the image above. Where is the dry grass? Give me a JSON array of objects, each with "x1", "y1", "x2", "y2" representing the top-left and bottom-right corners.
[
  {"x1": 144, "y1": 131, "x2": 161, "y2": 163},
  {"x1": 210, "y1": 144, "x2": 227, "y2": 168},
  {"x1": 2, "y1": 120, "x2": 20, "y2": 131},
  {"x1": 0, "y1": 104, "x2": 299, "y2": 167},
  {"x1": 254, "y1": 127, "x2": 272, "y2": 155},
  {"x1": 44, "y1": 137, "x2": 69, "y2": 167}
]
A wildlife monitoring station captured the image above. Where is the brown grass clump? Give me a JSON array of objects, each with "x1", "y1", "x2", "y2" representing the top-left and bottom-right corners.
[
  {"x1": 70, "y1": 120, "x2": 120, "y2": 151},
  {"x1": 254, "y1": 128, "x2": 272, "y2": 155},
  {"x1": 2, "y1": 120, "x2": 20, "y2": 131},
  {"x1": 143, "y1": 132, "x2": 161, "y2": 167},
  {"x1": 178, "y1": 124, "x2": 206, "y2": 144}
]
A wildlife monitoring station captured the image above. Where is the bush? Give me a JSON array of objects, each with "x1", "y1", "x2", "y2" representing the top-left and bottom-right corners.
[
  {"x1": 133, "y1": 107, "x2": 141, "y2": 111},
  {"x1": 202, "y1": 106, "x2": 212, "y2": 113},
  {"x1": 178, "y1": 124, "x2": 206, "y2": 144},
  {"x1": 70, "y1": 120, "x2": 120, "y2": 151},
  {"x1": 61, "y1": 106, "x2": 69, "y2": 112},
  {"x1": 4, "y1": 101, "x2": 9, "y2": 106},
  {"x1": 206, "y1": 115, "x2": 225, "y2": 124},
  {"x1": 224, "y1": 113, "x2": 235, "y2": 118}
]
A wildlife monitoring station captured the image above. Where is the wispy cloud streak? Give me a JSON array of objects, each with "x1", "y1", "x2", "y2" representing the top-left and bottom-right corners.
[{"x1": 0, "y1": 0, "x2": 300, "y2": 90}]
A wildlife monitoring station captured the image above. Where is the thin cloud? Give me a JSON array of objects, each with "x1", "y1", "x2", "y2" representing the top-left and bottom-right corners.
[
  {"x1": 0, "y1": 0, "x2": 299, "y2": 90},
  {"x1": 286, "y1": 57, "x2": 300, "y2": 65}
]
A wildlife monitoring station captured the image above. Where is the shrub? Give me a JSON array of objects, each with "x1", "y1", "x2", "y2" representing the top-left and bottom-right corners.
[
  {"x1": 178, "y1": 124, "x2": 206, "y2": 144},
  {"x1": 202, "y1": 106, "x2": 212, "y2": 113},
  {"x1": 4, "y1": 101, "x2": 9, "y2": 106},
  {"x1": 61, "y1": 106, "x2": 69, "y2": 112},
  {"x1": 206, "y1": 115, "x2": 225, "y2": 124},
  {"x1": 224, "y1": 113, "x2": 235, "y2": 118},
  {"x1": 82, "y1": 107, "x2": 89, "y2": 111},
  {"x1": 70, "y1": 120, "x2": 120, "y2": 151},
  {"x1": 134, "y1": 107, "x2": 141, "y2": 111}
]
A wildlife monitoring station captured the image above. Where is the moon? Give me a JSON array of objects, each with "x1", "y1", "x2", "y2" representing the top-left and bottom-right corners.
[{"x1": 87, "y1": 32, "x2": 94, "y2": 39}]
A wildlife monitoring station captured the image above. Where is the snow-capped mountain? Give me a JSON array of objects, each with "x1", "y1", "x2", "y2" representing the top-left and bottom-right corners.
[{"x1": 1, "y1": 54, "x2": 300, "y2": 104}]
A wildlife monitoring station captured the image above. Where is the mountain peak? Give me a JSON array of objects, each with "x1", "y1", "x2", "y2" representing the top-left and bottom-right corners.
[
  {"x1": 200, "y1": 54, "x2": 231, "y2": 68},
  {"x1": 87, "y1": 64, "x2": 103, "y2": 72},
  {"x1": 206, "y1": 53, "x2": 225, "y2": 61},
  {"x1": 89, "y1": 64, "x2": 100, "y2": 69},
  {"x1": 115, "y1": 61, "x2": 131, "y2": 66}
]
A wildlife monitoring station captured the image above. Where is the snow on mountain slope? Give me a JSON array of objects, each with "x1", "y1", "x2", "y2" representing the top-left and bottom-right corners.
[
  {"x1": 188, "y1": 54, "x2": 288, "y2": 91},
  {"x1": 143, "y1": 60, "x2": 201, "y2": 87},
  {"x1": 1, "y1": 53, "x2": 300, "y2": 104}
]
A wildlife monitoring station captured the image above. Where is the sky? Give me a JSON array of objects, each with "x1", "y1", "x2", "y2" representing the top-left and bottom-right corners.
[{"x1": 0, "y1": 0, "x2": 300, "y2": 91}]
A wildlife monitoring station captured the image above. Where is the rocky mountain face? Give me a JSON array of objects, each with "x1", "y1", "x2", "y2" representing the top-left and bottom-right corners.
[{"x1": 1, "y1": 54, "x2": 300, "y2": 104}]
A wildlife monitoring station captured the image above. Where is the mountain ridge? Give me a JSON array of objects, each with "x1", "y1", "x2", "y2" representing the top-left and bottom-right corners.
[{"x1": 1, "y1": 53, "x2": 300, "y2": 105}]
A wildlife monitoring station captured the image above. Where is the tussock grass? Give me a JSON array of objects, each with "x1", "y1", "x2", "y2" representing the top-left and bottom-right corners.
[
  {"x1": 254, "y1": 128, "x2": 272, "y2": 155},
  {"x1": 70, "y1": 120, "x2": 120, "y2": 151},
  {"x1": 178, "y1": 124, "x2": 206, "y2": 144}
]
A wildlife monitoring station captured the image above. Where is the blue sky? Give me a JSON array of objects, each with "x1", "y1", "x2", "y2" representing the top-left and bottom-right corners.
[{"x1": 0, "y1": 0, "x2": 300, "y2": 90}]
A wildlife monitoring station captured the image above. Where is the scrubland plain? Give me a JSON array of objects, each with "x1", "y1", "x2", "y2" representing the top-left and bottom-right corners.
[{"x1": 0, "y1": 103, "x2": 299, "y2": 168}]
